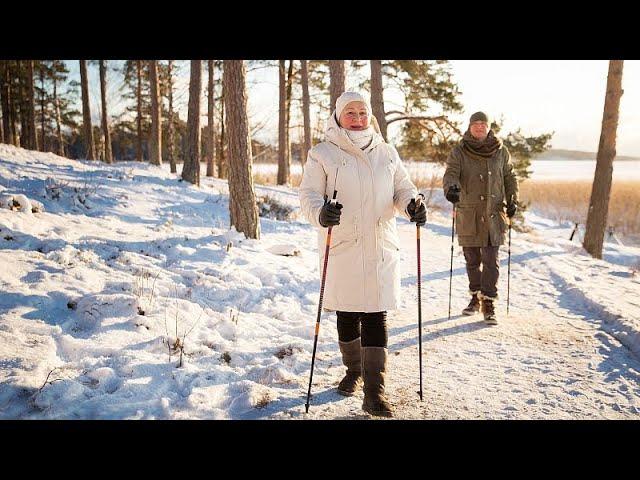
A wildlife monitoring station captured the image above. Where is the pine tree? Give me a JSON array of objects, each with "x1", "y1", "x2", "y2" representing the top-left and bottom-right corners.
[
  {"x1": 224, "y1": 60, "x2": 260, "y2": 240},
  {"x1": 149, "y1": 60, "x2": 162, "y2": 166},
  {"x1": 300, "y1": 59, "x2": 312, "y2": 167},
  {"x1": 181, "y1": 60, "x2": 201, "y2": 185},
  {"x1": 79, "y1": 60, "x2": 95, "y2": 160},
  {"x1": 99, "y1": 60, "x2": 113, "y2": 163},
  {"x1": 370, "y1": 60, "x2": 387, "y2": 141},
  {"x1": 0, "y1": 61, "x2": 13, "y2": 145},
  {"x1": 583, "y1": 60, "x2": 624, "y2": 259},
  {"x1": 206, "y1": 60, "x2": 216, "y2": 177},
  {"x1": 329, "y1": 60, "x2": 345, "y2": 111}
]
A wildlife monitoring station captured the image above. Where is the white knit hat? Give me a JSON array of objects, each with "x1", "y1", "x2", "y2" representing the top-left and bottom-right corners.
[{"x1": 335, "y1": 91, "x2": 371, "y2": 120}]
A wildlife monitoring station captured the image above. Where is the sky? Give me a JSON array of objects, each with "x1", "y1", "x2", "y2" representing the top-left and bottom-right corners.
[{"x1": 67, "y1": 60, "x2": 640, "y2": 157}]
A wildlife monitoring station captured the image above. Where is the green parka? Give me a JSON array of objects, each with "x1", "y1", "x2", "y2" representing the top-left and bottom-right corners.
[{"x1": 443, "y1": 140, "x2": 519, "y2": 247}]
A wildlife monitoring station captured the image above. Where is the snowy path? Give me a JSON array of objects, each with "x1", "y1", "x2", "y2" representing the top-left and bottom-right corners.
[
  {"x1": 1, "y1": 146, "x2": 639, "y2": 419},
  {"x1": 270, "y1": 213, "x2": 640, "y2": 420}
]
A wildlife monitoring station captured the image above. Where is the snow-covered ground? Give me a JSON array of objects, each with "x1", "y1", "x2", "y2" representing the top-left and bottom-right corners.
[{"x1": 1, "y1": 144, "x2": 639, "y2": 419}]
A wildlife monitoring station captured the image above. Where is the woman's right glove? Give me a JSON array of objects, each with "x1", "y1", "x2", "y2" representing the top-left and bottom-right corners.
[{"x1": 319, "y1": 200, "x2": 343, "y2": 227}]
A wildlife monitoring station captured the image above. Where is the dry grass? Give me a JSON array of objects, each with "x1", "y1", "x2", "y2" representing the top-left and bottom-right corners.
[
  {"x1": 253, "y1": 171, "x2": 302, "y2": 188},
  {"x1": 519, "y1": 180, "x2": 640, "y2": 238},
  {"x1": 253, "y1": 169, "x2": 640, "y2": 240}
]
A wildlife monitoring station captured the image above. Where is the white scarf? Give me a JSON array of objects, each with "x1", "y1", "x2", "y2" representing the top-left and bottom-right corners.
[{"x1": 344, "y1": 126, "x2": 374, "y2": 150}]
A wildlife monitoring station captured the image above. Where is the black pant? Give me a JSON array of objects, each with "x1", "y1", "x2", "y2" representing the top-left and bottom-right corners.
[
  {"x1": 462, "y1": 245, "x2": 500, "y2": 298},
  {"x1": 336, "y1": 311, "x2": 388, "y2": 348}
]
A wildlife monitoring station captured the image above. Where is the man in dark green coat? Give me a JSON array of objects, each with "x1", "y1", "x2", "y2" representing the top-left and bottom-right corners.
[{"x1": 442, "y1": 112, "x2": 519, "y2": 325}]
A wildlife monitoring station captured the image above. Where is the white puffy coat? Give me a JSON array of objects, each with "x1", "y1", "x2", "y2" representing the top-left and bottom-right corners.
[{"x1": 298, "y1": 113, "x2": 418, "y2": 312}]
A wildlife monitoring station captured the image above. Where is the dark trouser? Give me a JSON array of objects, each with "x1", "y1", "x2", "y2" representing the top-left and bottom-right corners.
[
  {"x1": 462, "y1": 245, "x2": 500, "y2": 299},
  {"x1": 336, "y1": 311, "x2": 388, "y2": 347}
]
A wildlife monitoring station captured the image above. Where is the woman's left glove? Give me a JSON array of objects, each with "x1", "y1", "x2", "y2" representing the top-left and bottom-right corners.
[{"x1": 407, "y1": 197, "x2": 427, "y2": 227}]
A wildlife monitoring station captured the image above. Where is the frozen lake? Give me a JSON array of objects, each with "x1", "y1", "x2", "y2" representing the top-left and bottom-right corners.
[{"x1": 255, "y1": 159, "x2": 640, "y2": 181}]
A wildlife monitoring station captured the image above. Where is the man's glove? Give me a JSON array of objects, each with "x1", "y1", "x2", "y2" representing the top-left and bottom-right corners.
[
  {"x1": 506, "y1": 201, "x2": 517, "y2": 218},
  {"x1": 445, "y1": 185, "x2": 461, "y2": 204},
  {"x1": 407, "y1": 197, "x2": 427, "y2": 227},
  {"x1": 319, "y1": 200, "x2": 343, "y2": 227}
]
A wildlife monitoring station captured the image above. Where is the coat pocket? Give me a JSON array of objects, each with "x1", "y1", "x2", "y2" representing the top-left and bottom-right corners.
[{"x1": 456, "y1": 207, "x2": 477, "y2": 236}]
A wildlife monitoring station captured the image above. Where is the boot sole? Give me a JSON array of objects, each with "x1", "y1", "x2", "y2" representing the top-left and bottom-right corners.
[
  {"x1": 484, "y1": 319, "x2": 498, "y2": 325},
  {"x1": 462, "y1": 310, "x2": 479, "y2": 316},
  {"x1": 362, "y1": 406, "x2": 393, "y2": 417}
]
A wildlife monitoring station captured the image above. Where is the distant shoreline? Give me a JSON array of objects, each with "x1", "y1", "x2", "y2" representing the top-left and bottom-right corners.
[{"x1": 533, "y1": 149, "x2": 640, "y2": 162}]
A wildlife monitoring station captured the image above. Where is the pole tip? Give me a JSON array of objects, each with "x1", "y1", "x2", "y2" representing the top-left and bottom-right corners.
[{"x1": 304, "y1": 404, "x2": 309, "y2": 413}]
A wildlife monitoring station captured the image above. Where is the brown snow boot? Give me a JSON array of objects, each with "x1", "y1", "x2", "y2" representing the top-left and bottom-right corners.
[
  {"x1": 361, "y1": 346, "x2": 393, "y2": 417},
  {"x1": 462, "y1": 291, "x2": 481, "y2": 316},
  {"x1": 480, "y1": 294, "x2": 498, "y2": 325},
  {"x1": 337, "y1": 339, "x2": 362, "y2": 396}
]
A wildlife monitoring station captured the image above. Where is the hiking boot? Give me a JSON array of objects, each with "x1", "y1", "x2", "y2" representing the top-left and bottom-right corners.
[
  {"x1": 462, "y1": 292, "x2": 481, "y2": 316},
  {"x1": 481, "y1": 295, "x2": 498, "y2": 325},
  {"x1": 337, "y1": 338, "x2": 362, "y2": 396},
  {"x1": 361, "y1": 346, "x2": 393, "y2": 418}
]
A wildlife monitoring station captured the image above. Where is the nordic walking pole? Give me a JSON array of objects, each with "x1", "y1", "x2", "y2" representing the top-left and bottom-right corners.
[
  {"x1": 507, "y1": 195, "x2": 513, "y2": 316},
  {"x1": 305, "y1": 189, "x2": 338, "y2": 414},
  {"x1": 447, "y1": 204, "x2": 456, "y2": 320},
  {"x1": 416, "y1": 195, "x2": 424, "y2": 401}
]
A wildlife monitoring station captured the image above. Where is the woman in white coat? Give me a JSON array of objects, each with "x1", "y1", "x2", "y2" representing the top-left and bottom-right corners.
[{"x1": 299, "y1": 91, "x2": 426, "y2": 417}]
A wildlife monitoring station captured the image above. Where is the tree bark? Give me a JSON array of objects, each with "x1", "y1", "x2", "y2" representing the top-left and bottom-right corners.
[
  {"x1": 300, "y1": 59, "x2": 311, "y2": 167},
  {"x1": 26, "y1": 61, "x2": 37, "y2": 150},
  {"x1": 0, "y1": 62, "x2": 13, "y2": 145},
  {"x1": 277, "y1": 60, "x2": 290, "y2": 185},
  {"x1": 167, "y1": 60, "x2": 176, "y2": 173},
  {"x1": 136, "y1": 60, "x2": 143, "y2": 162},
  {"x1": 370, "y1": 60, "x2": 388, "y2": 141},
  {"x1": 206, "y1": 60, "x2": 216, "y2": 177},
  {"x1": 218, "y1": 77, "x2": 226, "y2": 179},
  {"x1": 17, "y1": 61, "x2": 28, "y2": 148},
  {"x1": 79, "y1": 60, "x2": 95, "y2": 160},
  {"x1": 149, "y1": 60, "x2": 162, "y2": 166},
  {"x1": 583, "y1": 60, "x2": 624, "y2": 259},
  {"x1": 52, "y1": 74, "x2": 64, "y2": 156},
  {"x1": 329, "y1": 60, "x2": 345, "y2": 110},
  {"x1": 182, "y1": 60, "x2": 201, "y2": 185},
  {"x1": 39, "y1": 62, "x2": 46, "y2": 151},
  {"x1": 224, "y1": 60, "x2": 260, "y2": 240},
  {"x1": 9, "y1": 62, "x2": 19, "y2": 146},
  {"x1": 99, "y1": 60, "x2": 113, "y2": 164}
]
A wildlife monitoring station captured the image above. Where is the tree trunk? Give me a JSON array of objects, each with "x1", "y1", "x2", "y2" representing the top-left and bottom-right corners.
[
  {"x1": 17, "y1": 61, "x2": 28, "y2": 148},
  {"x1": 0, "y1": 62, "x2": 13, "y2": 145},
  {"x1": 206, "y1": 60, "x2": 216, "y2": 177},
  {"x1": 39, "y1": 62, "x2": 46, "y2": 151},
  {"x1": 167, "y1": 60, "x2": 176, "y2": 173},
  {"x1": 136, "y1": 60, "x2": 143, "y2": 162},
  {"x1": 300, "y1": 59, "x2": 311, "y2": 167},
  {"x1": 9, "y1": 62, "x2": 19, "y2": 147},
  {"x1": 53, "y1": 75, "x2": 64, "y2": 156},
  {"x1": 583, "y1": 60, "x2": 624, "y2": 259},
  {"x1": 224, "y1": 60, "x2": 260, "y2": 240},
  {"x1": 79, "y1": 60, "x2": 95, "y2": 160},
  {"x1": 149, "y1": 60, "x2": 162, "y2": 166},
  {"x1": 329, "y1": 60, "x2": 345, "y2": 110},
  {"x1": 370, "y1": 60, "x2": 388, "y2": 141},
  {"x1": 218, "y1": 78, "x2": 226, "y2": 179},
  {"x1": 99, "y1": 60, "x2": 113, "y2": 164},
  {"x1": 26, "y1": 61, "x2": 37, "y2": 150},
  {"x1": 277, "y1": 60, "x2": 290, "y2": 185},
  {"x1": 182, "y1": 60, "x2": 201, "y2": 185}
]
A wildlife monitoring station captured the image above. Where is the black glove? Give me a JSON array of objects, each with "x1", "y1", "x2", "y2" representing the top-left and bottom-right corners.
[
  {"x1": 445, "y1": 185, "x2": 461, "y2": 204},
  {"x1": 407, "y1": 197, "x2": 427, "y2": 227},
  {"x1": 506, "y1": 201, "x2": 517, "y2": 218},
  {"x1": 319, "y1": 200, "x2": 343, "y2": 227}
]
